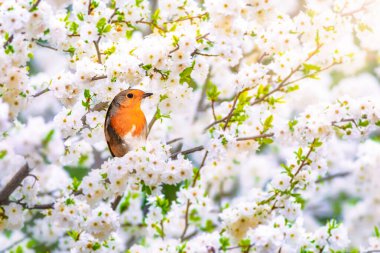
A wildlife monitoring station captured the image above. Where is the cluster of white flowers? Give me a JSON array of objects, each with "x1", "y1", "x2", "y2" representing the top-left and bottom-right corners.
[{"x1": 2, "y1": 0, "x2": 380, "y2": 252}]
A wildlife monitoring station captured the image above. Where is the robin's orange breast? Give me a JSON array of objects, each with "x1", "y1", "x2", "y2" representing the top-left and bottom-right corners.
[{"x1": 110, "y1": 107, "x2": 147, "y2": 138}]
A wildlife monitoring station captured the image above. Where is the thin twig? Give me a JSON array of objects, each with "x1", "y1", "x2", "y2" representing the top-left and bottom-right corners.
[
  {"x1": 32, "y1": 88, "x2": 49, "y2": 97},
  {"x1": 192, "y1": 151, "x2": 208, "y2": 187},
  {"x1": 290, "y1": 139, "x2": 317, "y2": 184},
  {"x1": 91, "y1": 75, "x2": 107, "y2": 81},
  {"x1": 147, "y1": 109, "x2": 159, "y2": 136},
  {"x1": 236, "y1": 133, "x2": 274, "y2": 141},
  {"x1": 35, "y1": 41, "x2": 58, "y2": 51},
  {"x1": 180, "y1": 151, "x2": 208, "y2": 242},
  {"x1": 0, "y1": 236, "x2": 27, "y2": 252},
  {"x1": 136, "y1": 19, "x2": 166, "y2": 33},
  {"x1": 111, "y1": 195, "x2": 122, "y2": 210},
  {"x1": 170, "y1": 145, "x2": 204, "y2": 159},
  {"x1": 193, "y1": 67, "x2": 212, "y2": 122},
  {"x1": 93, "y1": 38, "x2": 102, "y2": 64},
  {"x1": 315, "y1": 171, "x2": 351, "y2": 183},
  {"x1": 251, "y1": 44, "x2": 324, "y2": 106},
  {"x1": 164, "y1": 13, "x2": 208, "y2": 24},
  {"x1": 166, "y1": 138, "x2": 183, "y2": 145}
]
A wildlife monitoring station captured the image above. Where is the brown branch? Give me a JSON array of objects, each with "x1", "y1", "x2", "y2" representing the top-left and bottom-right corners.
[
  {"x1": 169, "y1": 44, "x2": 180, "y2": 55},
  {"x1": 211, "y1": 101, "x2": 217, "y2": 120},
  {"x1": 191, "y1": 49, "x2": 219, "y2": 57},
  {"x1": 0, "y1": 164, "x2": 30, "y2": 205},
  {"x1": 29, "y1": 0, "x2": 42, "y2": 11},
  {"x1": 147, "y1": 109, "x2": 159, "y2": 136},
  {"x1": 180, "y1": 200, "x2": 191, "y2": 241},
  {"x1": 87, "y1": 0, "x2": 93, "y2": 15},
  {"x1": 251, "y1": 44, "x2": 323, "y2": 106},
  {"x1": 93, "y1": 39, "x2": 102, "y2": 64},
  {"x1": 111, "y1": 195, "x2": 122, "y2": 210},
  {"x1": 196, "y1": 33, "x2": 210, "y2": 42},
  {"x1": 170, "y1": 145, "x2": 204, "y2": 159},
  {"x1": 315, "y1": 171, "x2": 351, "y2": 183},
  {"x1": 136, "y1": 19, "x2": 166, "y2": 33},
  {"x1": 223, "y1": 89, "x2": 247, "y2": 130},
  {"x1": 290, "y1": 139, "x2": 317, "y2": 184},
  {"x1": 166, "y1": 138, "x2": 183, "y2": 145},
  {"x1": 180, "y1": 151, "x2": 208, "y2": 242},
  {"x1": 35, "y1": 41, "x2": 58, "y2": 51},
  {"x1": 204, "y1": 89, "x2": 247, "y2": 132},
  {"x1": 3, "y1": 34, "x2": 14, "y2": 49},
  {"x1": 164, "y1": 13, "x2": 208, "y2": 24},
  {"x1": 32, "y1": 88, "x2": 49, "y2": 97},
  {"x1": 91, "y1": 75, "x2": 107, "y2": 81},
  {"x1": 170, "y1": 134, "x2": 272, "y2": 159},
  {"x1": 341, "y1": 0, "x2": 374, "y2": 16},
  {"x1": 108, "y1": 8, "x2": 119, "y2": 23},
  {"x1": 192, "y1": 151, "x2": 208, "y2": 187},
  {"x1": 236, "y1": 133, "x2": 274, "y2": 141},
  {"x1": 0, "y1": 236, "x2": 27, "y2": 252},
  {"x1": 193, "y1": 67, "x2": 212, "y2": 122}
]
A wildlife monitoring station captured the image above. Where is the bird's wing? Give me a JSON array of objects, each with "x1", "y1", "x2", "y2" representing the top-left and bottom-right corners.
[{"x1": 104, "y1": 103, "x2": 127, "y2": 157}]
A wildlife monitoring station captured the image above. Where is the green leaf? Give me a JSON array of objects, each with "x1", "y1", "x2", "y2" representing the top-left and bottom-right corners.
[
  {"x1": 179, "y1": 61, "x2": 196, "y2": 88},
  {"x1": 67, "y1": 46, "x2": 76, "y2": 56},
  {"x1": 119, "y1": 192, "x2": 132, "y2": 213},
  {"x1": 92, "y1": 242, "x2": 101, "y2": 250},
  {"x1": 26, "y1": 240, "x2": 37, "y2": 249},
  {"x1": 152, "y1": 9, "x2": 160, "y2": 24},
  {"x1": 201, "y1": 219, "x2": 215, "y2": 232},
  {"x1": 189, "y1": 209, "x2": 201, "y2": 223},
  {"x1": 15, "y1": 245, "x2": 24, "y2": 253},
  {"x1": 239, "y1": 238, "x2": 251, "y2": 251},
  {"x1": 155, "y1": 108, "x2": 171, "y2": 122},
  {"x1": 65, "y1": 198, "x2": 75, "y2": 205},
  {"x1": 288, "y1": 119, "x2": 298, "y2": 132},
  {"x1": 358, "y1": 119, "x2": 370, "y2": 127},
  {"x1": 5, "y1": 45, "x2": 15, "y2": 54},
  {"x1": 78, "y1": 154, "x2": 89, "y2": 166},
  {"x1": 72, "y1": 177, "x2": 81, "y2": 192},
  {"x1": 156, "y1": 196, "x2": 170, "y2": 214},
  {"x1": 67, "y1": 230, "x2": 80, "y2": 241},
  {"x1": 64, "y1": 166, "x2": 88, "y2": 180},
  {"x1": 374, "y1": 226, "x2": 380, "y2": 238},
  {"x1": 84, "y1": 89, "x2": 91, "y2": 99},
  {"x1": 0, "y1": 150, "x2": 7, "y2": 159},
  {"x1": 262, "y1": 115, "x2": 274, "y2": 133},
  {"x1": 302, "y1": 63, "x2": 321, "y2": 75},
  {"x1": 96, "y1": 17, "x2": 111, "y2": 35},
  {"x1": 69, "y1": 22, "x2": 79, "y2": 34},
  {"x1": 176, "y1": 242, "x2": 187, "y2": 253},
  {"x1": 206, "y1": 82, "x2": 220, "y2": 101},
  {"x1": 135, "y1": 0, "x2": 143, "y2": 7},
  {"x1": 219, "y1": 237, "x2": 230, "y2": 251},
  {"x1": 142, "y1": 64, "x2": 152, "y2": 71},
  {"x1": 77, "y1": 12, "x2": 84, "y2": 21},
  {"x1": 42, "y1": 129, "x2": 55, "y2": 149}
]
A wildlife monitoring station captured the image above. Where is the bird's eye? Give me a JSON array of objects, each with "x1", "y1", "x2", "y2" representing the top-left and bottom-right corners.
[{"x1": 127, "y1": 93, "x2": 133, "y2": 98}]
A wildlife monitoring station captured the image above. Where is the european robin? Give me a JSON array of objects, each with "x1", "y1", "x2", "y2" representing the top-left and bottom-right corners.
[{"x1": 104, "y1": 89, "x2": 153, "y2": 157}]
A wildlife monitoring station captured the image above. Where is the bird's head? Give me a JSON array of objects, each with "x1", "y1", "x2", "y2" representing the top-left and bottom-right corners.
[{"x1": 115, "y1": 89, "x2": 153, "y2": 109}]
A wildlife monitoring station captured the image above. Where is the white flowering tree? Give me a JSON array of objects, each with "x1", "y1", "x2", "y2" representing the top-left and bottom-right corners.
[{"x1": 2, "y1": 0, "x2": 380, "y2": 252}]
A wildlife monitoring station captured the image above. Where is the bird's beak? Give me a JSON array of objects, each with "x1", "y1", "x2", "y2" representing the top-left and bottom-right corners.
[{"x1": 142, "y1": 92, "x2": 153, "y2": 98}]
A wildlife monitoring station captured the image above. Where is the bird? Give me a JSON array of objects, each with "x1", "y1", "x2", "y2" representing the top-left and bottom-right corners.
[{"x1": 104, "y1": 89, "x2": 153, "y2": 157}]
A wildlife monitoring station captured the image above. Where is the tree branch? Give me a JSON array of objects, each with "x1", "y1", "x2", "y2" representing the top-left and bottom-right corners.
[
  {"x1": 32, "y1": 88, "x2": 49, "y2": 97},
  {"x1": 315, "y1": 171, "x2": 351, "y2": 183},
  {"x1": 180, "y1": 151, "x2": 208, "y2": 242},
  {"x1": 0, "y1": 163, "x2": 30, "y2": 205}
]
